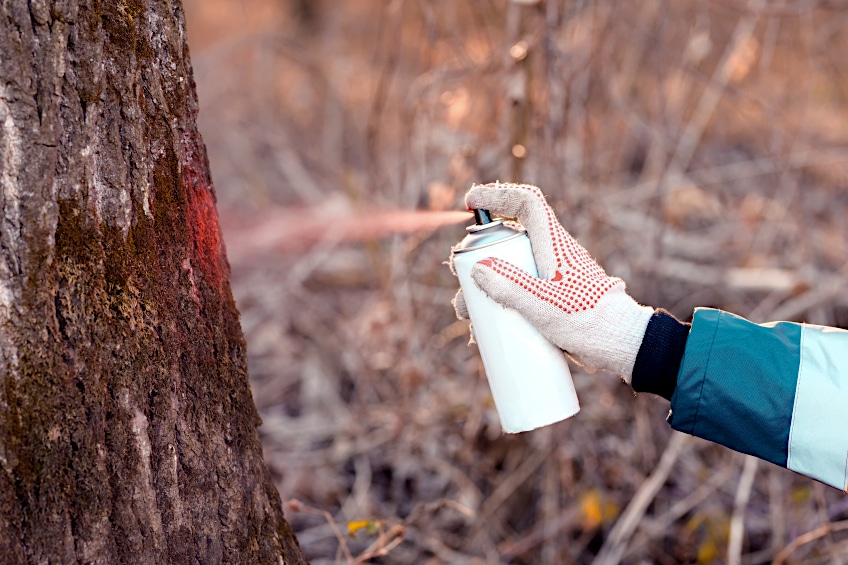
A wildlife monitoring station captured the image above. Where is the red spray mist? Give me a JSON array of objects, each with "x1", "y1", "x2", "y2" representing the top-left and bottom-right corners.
[{"x1": 221, "y1": 207, "x2": 472, "y2": 260}]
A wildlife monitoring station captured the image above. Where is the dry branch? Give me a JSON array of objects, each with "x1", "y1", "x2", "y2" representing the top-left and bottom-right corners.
[{"x1": 592, "y1": 432, "x2": 689, "y2": 565}]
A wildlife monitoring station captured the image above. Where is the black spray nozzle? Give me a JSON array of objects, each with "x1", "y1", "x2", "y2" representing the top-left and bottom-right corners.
[{"x1": 473, "y1": 209, "x2": 494, "y2": 225}]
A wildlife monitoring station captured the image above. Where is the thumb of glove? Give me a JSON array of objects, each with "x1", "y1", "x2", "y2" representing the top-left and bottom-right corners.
[{"x1": 451, "y1": 289, "x2": 469, "y2": 320}]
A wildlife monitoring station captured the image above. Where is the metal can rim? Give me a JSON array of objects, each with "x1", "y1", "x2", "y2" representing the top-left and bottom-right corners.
[
  {"x1": 451, "y1": 231, "x2": 527, "y2": 254},
  {"x1": 466, "y1": 218, "x2": 504, "y2": 232}
]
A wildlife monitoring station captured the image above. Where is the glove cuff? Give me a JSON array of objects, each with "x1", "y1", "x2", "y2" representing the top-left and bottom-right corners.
[{"x1": 591, "y1": 289, "x2": 654, "y2": 380}]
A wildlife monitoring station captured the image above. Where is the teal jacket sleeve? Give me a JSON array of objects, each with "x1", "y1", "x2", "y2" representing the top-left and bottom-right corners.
[{"x1": 669, "y1": 308, "x2": 848, "y2": 492}]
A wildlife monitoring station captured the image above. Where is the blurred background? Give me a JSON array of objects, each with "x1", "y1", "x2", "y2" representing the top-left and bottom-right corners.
[{"x1": 183, "y1": 1, "x2": 848, "y2": 563}]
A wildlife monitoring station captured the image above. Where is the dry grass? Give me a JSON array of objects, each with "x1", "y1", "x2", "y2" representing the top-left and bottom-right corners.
[{"x1": 184, "y1": 1, "x2": 848, "y2": 563}]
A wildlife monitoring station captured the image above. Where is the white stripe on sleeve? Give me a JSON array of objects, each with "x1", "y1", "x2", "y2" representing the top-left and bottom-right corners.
[{"x1": 787, "y1": 324, "x2": 848, "y2": 491}]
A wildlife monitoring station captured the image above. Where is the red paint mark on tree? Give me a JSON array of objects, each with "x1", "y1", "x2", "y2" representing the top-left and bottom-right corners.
[{"x1": 182, "y1": 134, "x2": 224, "y2": 290}]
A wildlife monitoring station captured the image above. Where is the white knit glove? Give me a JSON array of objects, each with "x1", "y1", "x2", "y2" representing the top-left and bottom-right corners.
[{"x1": 452, "y1": 183, "x2": 653, "y2": 381}]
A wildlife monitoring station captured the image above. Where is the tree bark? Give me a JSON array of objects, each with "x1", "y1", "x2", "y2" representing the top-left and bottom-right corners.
[{"x1": 0, "y1": 1, "x2": 308, "y2": 563}]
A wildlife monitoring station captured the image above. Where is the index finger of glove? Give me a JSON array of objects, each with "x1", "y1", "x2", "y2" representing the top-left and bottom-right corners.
[
  {"x1": 465, "y1": 183, "x2": 561, "y2": 279},
  {"x1": 465, "y1": 182, "x2": 549, "y2": 220}
]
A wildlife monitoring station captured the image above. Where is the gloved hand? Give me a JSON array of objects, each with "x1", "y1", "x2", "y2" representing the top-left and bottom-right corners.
[{"x1": 452, "y1": 182, "x2": 653, "y2": 382}]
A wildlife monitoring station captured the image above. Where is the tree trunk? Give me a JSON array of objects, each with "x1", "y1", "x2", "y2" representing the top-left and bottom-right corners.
[{"x1": 0, "y1": 1, "x2": 308, "y2": 563}]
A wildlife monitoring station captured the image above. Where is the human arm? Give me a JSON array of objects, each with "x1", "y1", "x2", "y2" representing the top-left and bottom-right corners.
[
  {"x1": 454, "y1": 182, "x2": 848, "y2": 492},
  {"x1": 658, "y1": 308, "x2": 848, "y2": 492}
]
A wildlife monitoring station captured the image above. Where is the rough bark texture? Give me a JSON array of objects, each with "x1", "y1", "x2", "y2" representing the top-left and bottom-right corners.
[{"x1": 0, "y1": 1, "x2": 308, "y2": 563}]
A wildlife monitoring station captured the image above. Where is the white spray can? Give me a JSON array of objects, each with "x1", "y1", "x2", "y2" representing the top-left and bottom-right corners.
[{"x1": 452, "y1": 209, "x2": 579, "y2": 433}]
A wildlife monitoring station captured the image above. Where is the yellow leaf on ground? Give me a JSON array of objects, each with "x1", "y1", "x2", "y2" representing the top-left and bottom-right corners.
[
  {"x1": 347, "y1": 520, "x2": 371, "y2": 538},
  {"x1": 347, "y1": 519, "x2": 385, "y2": 538},
  {"x1": 579, "y1": 490, "x2": 620, "y2": 531}
]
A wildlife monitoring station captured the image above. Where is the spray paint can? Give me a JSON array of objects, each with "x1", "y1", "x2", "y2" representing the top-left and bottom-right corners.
[{"x1": 452, "y1": 209, "x2": 580, "y2": 433}]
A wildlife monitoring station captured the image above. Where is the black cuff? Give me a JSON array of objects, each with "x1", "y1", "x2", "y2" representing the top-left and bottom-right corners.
[{"x1": 631, "y1": 309, "x2": 690, "y2": 401}]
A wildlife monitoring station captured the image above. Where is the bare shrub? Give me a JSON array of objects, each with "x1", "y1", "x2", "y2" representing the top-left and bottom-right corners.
[{"x1": 185, "y1": 1, "x2": 848, "y2": 563}]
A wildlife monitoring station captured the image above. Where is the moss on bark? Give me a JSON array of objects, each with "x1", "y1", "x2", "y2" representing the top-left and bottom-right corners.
[{"x1": 0, "y1": 1, "x2": 308, "y2": 563}]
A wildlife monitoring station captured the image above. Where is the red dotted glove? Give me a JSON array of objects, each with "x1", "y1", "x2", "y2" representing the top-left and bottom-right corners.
[{"x1": 453, "y1": 183, "x2": 653, "y2": 381}]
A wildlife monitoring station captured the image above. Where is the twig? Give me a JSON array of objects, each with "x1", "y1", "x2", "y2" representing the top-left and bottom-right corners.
[
  {"x1": 541, "y1": 427, "x2": 559, "y2": 565},
  {"x1": 728, "y1": 455, "x2": 759, "y2": 565},
  {"x1": 339, "y1": 455, "x2": 373, "y2": 528},
  {"x1": 769, "y1": 468, "x2": 787, "y2": 556},
  {"x1": 287, "y1": 496, "x2": 476, "y2": 564},
  {"x1": 591, "y1": 432, "x2": 689, "y2": 565},
  {"x1": 276, "y1": 146, "x2": 324, "y2": 205},
  {"x1": 365, "y1": 0, "x2": 406, "y2": 186},
  {"x1": 405, "y1": 527, "x2": 491, "y2": 565},
  {"x1": 813, "y1": 482, "x2": 841, "y2": 562},
  {"x1": 773, "y1": 520, "x2": 848, "y2": 565},
  {"x1": 285, "y1": 499, "x2": 356, "y2": 563},
  {"x1": 475, "y1": 446, "x2": 550, "y2": 533},
  {"x1": 499, "y1": 507, "x2": 579, "y2": 559},
  {"x1": 771, "y1": 275, "x2": 848, "y2": 321},
  {"x1": 666, "y1": 0, "x2": 764, "y2": 175},
  {"x1": 563, "y1": 1, "x2": 595, "y2": 185},
  {"x1": 601, "y1": 149, "x2": 848, "y2": 207},
  {"x1": 353, "y1": 524, "x2": 405, "y2": 565},
  {"x1": 623, "y1": 464, "x2": 735, "y2": 560},
  {"x1": 647, "y1": 0, "x2": 764, "y2": 297},
  {"x1": 406, "y1": 498, "x2": 476, "y2": 524}
]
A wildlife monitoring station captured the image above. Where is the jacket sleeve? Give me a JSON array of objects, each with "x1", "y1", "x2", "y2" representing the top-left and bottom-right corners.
[{"x1": 669, "y1": 308, "x2": 848, "y2": 492}]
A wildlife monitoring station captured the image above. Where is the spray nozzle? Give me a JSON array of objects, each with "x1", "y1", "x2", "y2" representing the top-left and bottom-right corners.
[{"x1": 472, "y1": 209, "x2": 494, "y2": 225}]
